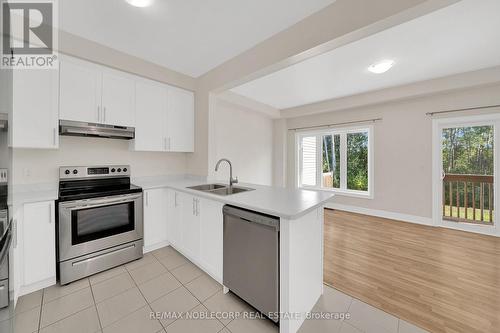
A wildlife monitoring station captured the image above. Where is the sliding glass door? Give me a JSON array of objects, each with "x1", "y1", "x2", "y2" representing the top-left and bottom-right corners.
[{"x1": 434, "y1": 114, "x2": 499, "y2": 235}]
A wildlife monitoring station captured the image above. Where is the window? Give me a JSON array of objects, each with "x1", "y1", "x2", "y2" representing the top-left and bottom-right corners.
[
  {"x1": 441, "y1": 124, "x2": 494, "y2": 225},
  {"x1": 297, "y1": 126, "x2": 372, "y2": 197}
]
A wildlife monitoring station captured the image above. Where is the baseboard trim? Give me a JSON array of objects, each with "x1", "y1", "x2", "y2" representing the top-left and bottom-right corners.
[
  {"x1": 143, "y1": 240, "x2": 170, "y2": 254},
  {"x1": 325, "y1": 203, "x2": 434, "y2": 226},
  {"x1": 19, "y1": 277, "x2": 56, "y2": 297}
]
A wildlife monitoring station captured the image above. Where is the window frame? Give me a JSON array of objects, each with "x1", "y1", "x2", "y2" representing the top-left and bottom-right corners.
[{"x1": 296, "y1": 124, "x2": 374, "y2": 199}]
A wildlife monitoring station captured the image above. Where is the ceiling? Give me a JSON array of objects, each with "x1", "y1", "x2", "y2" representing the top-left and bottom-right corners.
[
  {"x1": 231, "y1": 0, "x2": 500, "y2": 110},
  {"x1": 59, "y1": 0, "x2": 336, "y2": 77}
]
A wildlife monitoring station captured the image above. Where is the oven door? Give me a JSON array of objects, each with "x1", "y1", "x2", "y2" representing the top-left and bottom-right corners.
[{"x1": 58, "y1": 193, "x2": 143, "y2": 261}]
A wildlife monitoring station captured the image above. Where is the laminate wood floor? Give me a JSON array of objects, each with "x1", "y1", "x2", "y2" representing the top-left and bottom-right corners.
[{"x1": 324, "y1": 209, "x2": 500, "y2": 333}]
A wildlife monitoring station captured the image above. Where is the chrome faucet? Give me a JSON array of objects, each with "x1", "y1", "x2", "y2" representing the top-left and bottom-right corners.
[{"x1": 215, "y1": 158, "x2": 238, "y2": 187}]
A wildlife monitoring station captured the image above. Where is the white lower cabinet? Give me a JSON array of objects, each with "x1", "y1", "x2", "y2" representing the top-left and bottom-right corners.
[
  {"x1": 166, "y1": 190, "x2": 182, "y2": 247},
  {"x1": 143, "y1": 188, "x2": 168, "y2": 252},
  {"x1": 165, "y1": 190, "x2": 224, "y2": 282},
  {"x1": 22, "y1": 201, "x2": 56, "y2": 289},
  {"x1": 180, "y1": 194, "x2": 201, "y2": 262},
  {"x1": 199, "y1": 198, "x2": 224, "y2": 280}
]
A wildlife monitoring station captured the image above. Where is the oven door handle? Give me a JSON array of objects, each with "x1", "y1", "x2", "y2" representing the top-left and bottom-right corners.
[{"x1": 60, "y1": 193, "x2": 142, "y2": 210}]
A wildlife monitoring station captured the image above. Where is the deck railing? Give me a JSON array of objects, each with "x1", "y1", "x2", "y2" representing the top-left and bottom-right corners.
[{"x1": 443, "y1": 174, "x2": 494, "y2": 224}]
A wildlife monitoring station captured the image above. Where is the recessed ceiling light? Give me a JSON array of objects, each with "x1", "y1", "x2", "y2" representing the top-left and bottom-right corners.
[
  {"x1": 125, "y1": 0, "x2": 153, "y2": 8},
  {"x1": 367, "y1": 60, "x2": 395, "y2": 74}
]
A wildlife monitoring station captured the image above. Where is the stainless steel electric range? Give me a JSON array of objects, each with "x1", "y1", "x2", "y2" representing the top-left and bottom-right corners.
[{"x1": 57, "y1": 165, "x2": 143, "y2": 285}]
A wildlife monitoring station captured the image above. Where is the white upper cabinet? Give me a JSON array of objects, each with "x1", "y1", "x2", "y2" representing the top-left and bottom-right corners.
[
  {"x1": 101, "y1": 69, "x2": 135, "y2": 127},
  {"x1": 59, "y1": 55, "x2": 135, "y2": 127},
  {"x1": 167, "y1": 86, "x2": 194, "y2": 152},
  {"x1": 132, "y1": 81, "x2": 194, "y2": 153},
  {"x1": 59, "y1": 56, "x2": 101, "y2": 124},
  {"x1": 11, "y1": 68, "x2": 59, "y2": 149},
  {"x1": 132, "y1": 79, "x2": 167, "y2": 151}
]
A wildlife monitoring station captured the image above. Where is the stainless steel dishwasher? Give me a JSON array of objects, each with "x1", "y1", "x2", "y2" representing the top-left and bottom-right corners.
[{"x1": 223, "y1": 205, "x2": 279, "y2": 323}]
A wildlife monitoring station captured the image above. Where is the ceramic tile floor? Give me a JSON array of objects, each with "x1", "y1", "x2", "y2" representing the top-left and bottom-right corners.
[{"x1": 0, "y1": 246, "x2": 429, "y2": 333}]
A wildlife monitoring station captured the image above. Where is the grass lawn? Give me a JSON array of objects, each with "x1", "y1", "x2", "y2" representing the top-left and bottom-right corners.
[{"x1": 444, "y1": 205, "x2": 493, "y2": 224}]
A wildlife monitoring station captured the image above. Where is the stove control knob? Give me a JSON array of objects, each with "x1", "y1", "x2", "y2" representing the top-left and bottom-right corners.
[
  {"x1": 117, "y1": 168, "x2": 122, "y2": 172},
  {"x1": 111, "y1": 168, "x2": 116, "y2": 172},
  {"x1": 73, "y1": 169, "x2": 78, "y2": 175},
  {"x1": 65, "y1": 169, "x2": 70, "y2": 175},
  {"x1": 123, "y1": 168, "x2": 127, "y2": 172}
]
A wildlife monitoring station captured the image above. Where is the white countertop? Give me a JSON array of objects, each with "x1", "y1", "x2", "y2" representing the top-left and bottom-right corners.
[
  {"x1": 9, "y1": 176, "x2": 334, "y2": 219},
  {"x1": 134, "y1": 176, "x2": 334, "y2": 220}
]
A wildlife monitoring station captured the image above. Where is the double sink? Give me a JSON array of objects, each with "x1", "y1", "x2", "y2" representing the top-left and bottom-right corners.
[{"x1": 187, "y1": 184, "x2": 254, "y2": 196}]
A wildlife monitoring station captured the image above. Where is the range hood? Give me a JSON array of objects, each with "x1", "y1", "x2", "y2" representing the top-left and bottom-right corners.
[
  {"x1": 59, "y1": 120, "x2": 135, "y2": 140},
  {"x1": 0, "y1": 113, "x2": 7, "y2": 131}
]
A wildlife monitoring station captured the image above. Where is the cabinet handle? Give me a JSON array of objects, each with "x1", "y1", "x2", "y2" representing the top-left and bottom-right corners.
[
  {"x1": 53, "y1": 128, "x2": 57, "y2": 146},
  {"x1": 145, "y1": 192, "x2": 149, "y2": 206},
  {"x1": 103, "y1": 107, "x2": 107, "y2": 123},
  {"x1": 168, "y1": 137, "x2": 171, "y2": 150},
  {"x1": 192, "y1": 198, "x2": 195, "y2": 215},
  {"x1": 164, "y1": 137, "x2": 167, "y2": 151},
  {"x1": 195, "y1": 199, "x2": 199, "y2": 216},
  {"x1": 49, "y1": 204, "x2": 52, "y2": 223},
  {"x1": 174, "y1": 192, "x2": 178, "y2": 207}
]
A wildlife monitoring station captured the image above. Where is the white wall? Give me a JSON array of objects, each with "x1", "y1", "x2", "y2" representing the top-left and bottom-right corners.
[
  {"x1": 209, "y1": 99, "x2": 274, "y2": 186},
  {"x1": 12, "y1": 136, "x2": 187, "y2": 185},
  {"x1": 284, "y1": 83, "x2": 500, "y2": 220}
]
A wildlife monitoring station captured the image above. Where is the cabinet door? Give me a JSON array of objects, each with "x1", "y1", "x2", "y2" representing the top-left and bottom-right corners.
[
  {"x1": 181, "y1": 194, "x2": 200, "y2": 261},
  {"x1": 166, "y1": 190, "x2": 182, "y2": 247},
  {"x1": 166, "y1": 86, "x2": 194, "y2": 152},
  {"x1": 23, "y1": 201, "x2": 56, "y2": 286},
  {"x1": 102, "y1": 69, "x2": 135, "y2": 127},
  {"x1": 132, "y1": 80, "x2": 167, "y2": 151},
  {"x1": 143, "y1": 188, "x2": 168, "y2": 251},
  {"x1": 199, "y1": 198, "x2": 224, "y2": 281},
  {"x1": 11, "y1": 69, "x2": 59, "y2": 148},
  {"x1": 59, "y1": 57, "x2": 102, "y2": 123}
]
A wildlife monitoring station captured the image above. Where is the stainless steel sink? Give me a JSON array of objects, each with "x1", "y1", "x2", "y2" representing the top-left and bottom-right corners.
[
  {"x1": 209, "y1": 186, "x2": 254, "y2": 196},
  {"x1": 186, "y1": 184, "x2": 254, "y2": 196},
  {"x1": 187, "y1": 184, "x2": 226, "y2": 191}
]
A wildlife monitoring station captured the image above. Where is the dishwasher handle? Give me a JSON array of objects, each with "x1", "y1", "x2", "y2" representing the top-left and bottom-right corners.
[{"x1": 223, "y1": 205, "x2": 279, "y2": 231}]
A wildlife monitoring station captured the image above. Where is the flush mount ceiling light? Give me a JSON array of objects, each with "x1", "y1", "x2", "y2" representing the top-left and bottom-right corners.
[
  {"x1": 367, "y1": 60, "x2": 395, "y2": 74},
  {"x1": 125, "y1": 0, "x2": 153, "y2": 7}
]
